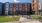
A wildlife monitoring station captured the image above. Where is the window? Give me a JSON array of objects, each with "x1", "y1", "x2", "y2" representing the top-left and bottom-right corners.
[
  {"x1": 22, "y1": 4, "x2": 25, "y2": 7},
  {"x1": 33, "y1": 4, "x2": 34, "y2": 6},
  {"x1": 33, "y1": 8, "x2": 34, "y2": 10},
  {"x1": 34, "y1": 0, "x2": 36, "y2": 3},
  {"x1": 33, "y1": 0, "x2": 34, "y2": 2}
]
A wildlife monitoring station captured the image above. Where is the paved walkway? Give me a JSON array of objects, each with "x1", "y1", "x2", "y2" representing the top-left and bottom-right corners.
[{"x1": 19, "y1": 16, "x2": 41, "y2": 23}]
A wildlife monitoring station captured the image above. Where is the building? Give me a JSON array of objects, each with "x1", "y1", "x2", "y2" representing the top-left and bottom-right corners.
[
  {"x1": 38, "y1": 0, "x2": 42, "y2": 15},
  {"x1": 9, "y1": 3, "x2": 32, "y2": 15},
  {"x1": 14, "y1": 3, "x2": 19, "y2": 15},
  {"x1": 19, "y1": 3, "x2": 28, "y2": 15},
  {"x1": 32, "y1": 0, "x2": 38, "y2": 14},
  {"x1": 32, "y1": 0, "x2": 38, "y2": 11},
  {"x1": 40, "y1": 0, "x2": 42, "y2": 14},
  {"x1": 27, "y1": 3, "x2": 32, "y2": 14},
  {"x1": 0, "y1": 2, "x2": 2, "y2": 15},
  {"x1": 9, "y1": 3, "x2": 19, "y2": 15},
  {"x1": 5, "y1": 2, "x2": 10, "y2": 15},
  {"x1": 0, "y1": 2, "x2": 32, "y2": 15},
  {"x1": 19, "y1": 3, "x2": 23, "y2": 15},
  {"x1": 9, "y1": 3, "x2": 14, "y2": 15},
  {"x1": 2, "y1": 3, "x2": 5, "y2": 15},
  {"x1": 19, "y1": 3, "x2": 32, "y2": 15},
  {"x1": 38, "y1": 0, "x2": 41, "y2": 10}
]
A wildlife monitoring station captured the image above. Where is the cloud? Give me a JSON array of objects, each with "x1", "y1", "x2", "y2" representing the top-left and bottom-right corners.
[{"x1": 14, "y1": 0, "x2": 19, "y2": 3}]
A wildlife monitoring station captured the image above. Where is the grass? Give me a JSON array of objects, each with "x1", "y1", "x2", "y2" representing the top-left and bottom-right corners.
[
  {"x1": 31, "y1": 15, "x2": 39, "y2": 19},
  {"x1": 31, "y1": 15, "x2": 42, "y2": 19},
  {"x1": 0, "y1": 16, "x2": 20, "y2": 22},
  {"x1": 31, "y1": 15, "x2": 42, "y2": 18}
]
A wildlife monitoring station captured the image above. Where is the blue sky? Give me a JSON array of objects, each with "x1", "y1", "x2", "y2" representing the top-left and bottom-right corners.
[{"x1": 0, "y1": 0, "x2": 32, "y2": 3}]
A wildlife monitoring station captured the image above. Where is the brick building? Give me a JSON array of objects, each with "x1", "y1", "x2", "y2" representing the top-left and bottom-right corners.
[
  {"x1": 32, "y1": 0, "x2": 38, "y2": 14},
  {"x1": 32, "y1": 0, "x2": 38, "y2": 11}
]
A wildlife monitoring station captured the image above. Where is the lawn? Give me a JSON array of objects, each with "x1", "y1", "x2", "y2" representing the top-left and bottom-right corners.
[
  {"x1": 31, "y1": 15, "x2": 42, "y2": 19},
  {"x1": 0, "y1": 16, "x2": 20, "y2": 22},
  {"x1": 31, "y1": 15, "x2": 39, "y2": 19}
]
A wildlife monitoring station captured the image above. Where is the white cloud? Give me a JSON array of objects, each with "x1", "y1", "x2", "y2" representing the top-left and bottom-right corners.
[{"x1": 14, "y1": 0, "x2": 19, "y2": 3}]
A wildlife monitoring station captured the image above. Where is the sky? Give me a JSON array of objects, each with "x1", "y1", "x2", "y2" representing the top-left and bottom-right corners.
[{"x1": 0, "y1": 0, "x2": 32, "y2": 3}]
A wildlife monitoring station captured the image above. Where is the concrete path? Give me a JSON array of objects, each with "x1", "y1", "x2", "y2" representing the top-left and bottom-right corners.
[{"x1": 19, "y1": 16, "x2": 41, "y2": 23}]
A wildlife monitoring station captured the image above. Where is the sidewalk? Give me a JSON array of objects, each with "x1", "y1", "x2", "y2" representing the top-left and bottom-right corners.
[{"x1": 19, "y1": 16, "x2": 41, "y2": 23}]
